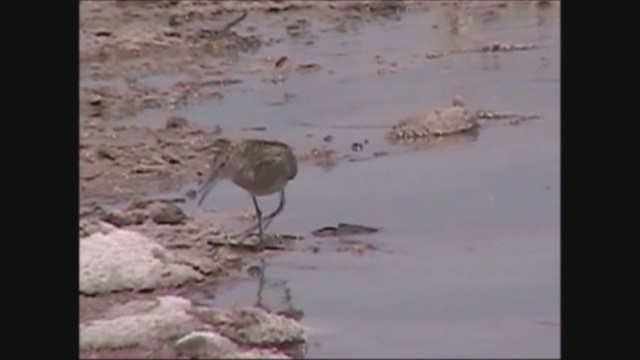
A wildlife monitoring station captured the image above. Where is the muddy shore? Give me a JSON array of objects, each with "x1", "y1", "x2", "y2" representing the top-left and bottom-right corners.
[{"x1": 79, "y1": 1, "x2": 559, "y2": 358}]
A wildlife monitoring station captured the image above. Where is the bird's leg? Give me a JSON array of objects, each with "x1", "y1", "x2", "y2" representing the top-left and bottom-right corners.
[
  {"x1": 249, "y1": 195, "x2": 264, "y2": 243},
  {"x1": 261, "y1": 190, "x2": 286, "y2": 231},
  {"x1": 245, "y1": 190, "x2": 286, "y2": 233}
]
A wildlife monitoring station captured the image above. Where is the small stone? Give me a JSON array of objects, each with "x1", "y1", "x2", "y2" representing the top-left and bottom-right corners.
[
  {"x1": 166, "y1": 116, "x2": 189, "y2": 129},
  {"x1": 247, "y1": 265, "x2": 262, "y2": 277},
  {"x1": 161, "y1": 151, "x2": 182, "y2": 165},
  {"x1": 96, "y1": 146, "x2": 117, "y2": 160},
  {"x1": 94, "y1": 30, "x2": 112, "y2": 37},
  {"x1": 275, "y1": 56, "x2": 288, "y2": 68},
  {"x1": 175, "y1": 331, "x2": 238, "y2": 358},
  {"x1": 101, "y1": 209, "x2": 147, "y2": 227},
  {"x1": 192, "y1": 305, "x2": 306, "y2": 346},
  {"x1": 151, "y1": 203, "x2": 187, "y2": 225},
  {"x1": 80, "y1": 296, "x2": 198, "y2": 349},
  {"x1": 131, "y1": 164, "x2": 166, "y2": 174},
  {"x1": 168, "y1": 15, "x2": 181, "y2": 27},
  {"x1": 163, "y1": 30, "x2": 181, "y2": 38},
  {"x1": 89, "y1": 95, "x2": 102, "y2": 106}
]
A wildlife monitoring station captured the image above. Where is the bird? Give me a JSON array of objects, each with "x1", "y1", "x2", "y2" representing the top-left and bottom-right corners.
[{"x1": 197, "y1": 137, "x2": 298, "y2": 245}]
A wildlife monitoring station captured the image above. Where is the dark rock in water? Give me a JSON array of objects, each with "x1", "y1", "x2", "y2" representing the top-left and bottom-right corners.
[
  {"x1": 166, "y1": 116, "x2": 189, "y2": 129},
  {"x1": 312, "y1": 223, "x2": 379, "y2": 237},
  {"x1": 275, "y1": 56, "x2": 288, "y2": 68},
  {"x1": 311, "y1": 226, "x2": 338, "y2": 237},
  {"x1": 337, "y1": 223, "x2": 379, "y2": 235}
]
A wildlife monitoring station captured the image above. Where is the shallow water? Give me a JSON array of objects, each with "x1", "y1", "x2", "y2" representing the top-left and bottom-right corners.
[
  {"x1": 182, "y1": 4, "x2": 561, "y2": 358},
  {"x1": 102, "y1": 3, "x2": 561, "y2": 358}
]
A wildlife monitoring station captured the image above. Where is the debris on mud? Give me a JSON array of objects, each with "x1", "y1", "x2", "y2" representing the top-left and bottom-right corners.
[
  {"x1": 387, "y1": 102, "x2": 479, "y2": 142},
  {"x1": 101, "y1": 208, "x2": 148, "y2": 227},
  {"x1": 80, "y1": 295, "x2": 302, "y2": 359},
  {"x1": 80, "y1": 296, "x2": 198, "y2": 351},
  {"x1": 79, "y1": 118, "x2": 223, "y2": 203},
  {"x1": 175, "y1": 331, "x2": 290, "y2": 359},
  {"x1": 419, "y1": 41, "x2": 537, "y2": 60},
  {"x1": 192, "y1": 305, "x2": 307, "y2": 346},
  {"x1": 298, "y1": 146, "x2": 343, "y2": 169},
  {"x1": 80, "y1": 5, "x2": 261, "y2": 79},
  {"x1": 201, "y1": 231, "x2": 304, "y2": 252},
  {"x1": 386, "y1": 97, "x2": 539, "y2": 143},
  {"x1": 250, "y1": 56, "x2": 323, "y2": 78},
  {"x1": 80, "y1": 80, "x2": 226, "y2": 120},
  {"x1": 80, "y1": 228, "x2": 205, "y2": 295}
]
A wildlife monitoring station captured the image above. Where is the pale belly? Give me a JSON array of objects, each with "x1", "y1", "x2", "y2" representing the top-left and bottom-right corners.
[{"x1": 232, "y1": 173, "x2": 287, "y2": 197}]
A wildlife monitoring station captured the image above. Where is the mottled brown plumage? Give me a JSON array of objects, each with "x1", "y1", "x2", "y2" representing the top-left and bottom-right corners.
[{"x1": 197, "y1": 137, "x2": 297, "y2": 243}]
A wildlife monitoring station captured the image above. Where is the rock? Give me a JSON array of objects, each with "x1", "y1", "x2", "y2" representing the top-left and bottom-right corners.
[
  {"x1": 175, "y1": 331, "x2": 238, "y2": 358},
  {"x1": 311, "y1": 223, "x2": 379, "y2": 237},
  {"x1": 94, "y1": 30, "x2": 112, "y2": 37},
  {"x1": 230, "y1": 349, "x2": 291, "y2": 359},
  {"x1": 275, "y1": 56, "x2": 288, "y2": 68},
  {"x1": 80, "y1": 229, "x2": 203, "y2": 295},
  {"x1": 89, "y1": 94, "x2": 103, "y2": 105},
  {"x1": 96, "y1": 146, "x2": 117, "y2": 160},
  {"x1": 203, "y1": 232, "x2": 302, "y2": 251},
  {"x1": 80, "y1": 296, "x2": 198, "y2": 350},
  {"x1": 131, "y1": 164, "x2": 167, "y2": 174},
  {"x1": 79, "y1": 219, "x2": 118, "y2": 239},
  {"x1": 161, "y1": 151, "x2": 182, "y2": 164},
  {"x1": 175, "y1": 331, "x2": 290, "y2": 359},
  {"x1": 100, "y1": 209, "x2": 147, "y2": 227},
  {"x1": 151, "y1": 203, "x2": 187, "y2": 225},
  {"x1": 101, "y1": 299, "x2": 160, "y2": 320},
  {"x1": 166, "y1": 116, "x2": 189, "y2": 129},
  {"x1": 192, "y1": 305, "x2": 306, "y2": 346}
]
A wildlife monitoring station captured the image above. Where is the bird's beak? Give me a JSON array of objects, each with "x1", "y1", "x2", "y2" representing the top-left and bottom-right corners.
[{"x1": 197, "y1": 178, "x2": 217, "y2": 206}]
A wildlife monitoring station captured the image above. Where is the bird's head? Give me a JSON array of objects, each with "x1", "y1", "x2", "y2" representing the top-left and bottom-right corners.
[
  {"x1": 197, "y1": 137, "x2": 233, "y2": 206},
  {"x1": 208, "y1": 137, "x2": 233, "y2": 172}
]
